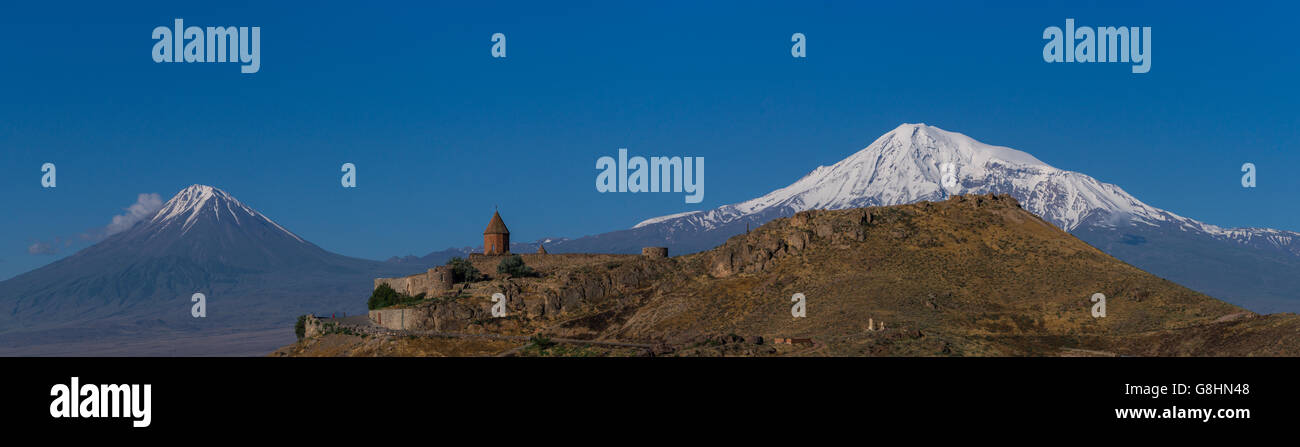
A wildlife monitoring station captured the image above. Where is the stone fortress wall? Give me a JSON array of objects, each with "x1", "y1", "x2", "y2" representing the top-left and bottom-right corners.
[
  {"x1": 370, "y1": 211, "x2": 672, "y2": 327},
  {"x1": 373, "y1": 265, "x2": 454, "y2": 297},
  {"x1": 374, "y1": 251, "x2": 671, "y2": 298},
  {"x1": 369, "y1": 307, "x2": 418, "y2": 330},
  {"x1": 465, "y1": 252, "x2": 652, "y2": 274},
  {"x1": 365, "y1": 248, "x2": 674, "y2": 331}
]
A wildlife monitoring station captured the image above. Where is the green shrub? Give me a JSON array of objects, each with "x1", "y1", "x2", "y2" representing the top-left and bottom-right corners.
[
  {"x1": 447, "y1": 257, "x2": 483, "y2": 282},
  {"x1": 368, "y1": 283, "x2": 427, "y2": 310},
  {"x1": 526, "y1": 335, "x2": 556, "y2": 350},
  {"x1": 368, "y1": 283, "x2": 400, "y2": 310},
  {"x1": 497, "y1": 254, "x2": 537, "y2": 277},
  {"x1": 295, "y1": 315, "x2": 308, "y2": 340}
]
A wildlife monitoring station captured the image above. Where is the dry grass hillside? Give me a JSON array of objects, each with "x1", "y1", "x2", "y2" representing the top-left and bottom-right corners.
[{"x1": 279, "y1": 194, "x2": 1299, "y2": 357}]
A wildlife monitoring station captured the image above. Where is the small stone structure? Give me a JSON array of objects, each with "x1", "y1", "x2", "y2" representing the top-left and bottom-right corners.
[{"x1": 641, "y1": 247, "x2": 668, "y2": 258}]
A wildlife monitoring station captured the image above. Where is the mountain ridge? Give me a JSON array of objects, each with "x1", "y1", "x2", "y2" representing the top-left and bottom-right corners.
[
  {"x1": 634, "y1": 123, "x2": 1282, "y2": 238},
  {"x1": 284, "y1": 195, "x2": 1300, "y2": 357},
  {"x1": 536, "y1": 124, "x2": 1299, "y2": 313}
]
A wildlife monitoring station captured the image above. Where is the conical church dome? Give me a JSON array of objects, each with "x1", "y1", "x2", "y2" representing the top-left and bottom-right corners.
[{"x1": 484, "y1": 211, "x2": 510, "y2": 235}]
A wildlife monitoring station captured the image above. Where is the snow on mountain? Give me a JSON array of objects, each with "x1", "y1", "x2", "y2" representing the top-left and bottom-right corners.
[
  {"x1": 633, "y1": 123, "x2": 1297, "y2": 251},
  {"x1": 534, "y1": 123, "x2": 1300, "y2": 312},
  {"x1": 148, "y1": 184, "x2": 305, "y2": 243}
]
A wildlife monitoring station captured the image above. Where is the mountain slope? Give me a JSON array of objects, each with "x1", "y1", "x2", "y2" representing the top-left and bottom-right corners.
[
  {"x1": 615, "y1": 195, "x2": 1284, "y2": 356},
  {"x1": 544, "y1": 124, "x2": 1300, "y2": 313},
  {"x1": 287, "y1": 196, "x2": 1300, "y2": 357},
  {"x1": 0, "y1": 185, "x2": 408, "y2": 354}
]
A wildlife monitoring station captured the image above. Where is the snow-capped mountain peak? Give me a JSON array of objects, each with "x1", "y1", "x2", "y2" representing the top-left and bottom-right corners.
[
  {"x1": 633, "y1": 123, "x2": 1286, "y2": 244},
  {"x1": 726, "y1": 122, "x2": 1058, "y2": 215},
  {"x1": 552, "y1": 123, "x2": 1300, "y2": 313},
  {"x1": 148, "y1": 184, "x2": 304, "y2": 242}
]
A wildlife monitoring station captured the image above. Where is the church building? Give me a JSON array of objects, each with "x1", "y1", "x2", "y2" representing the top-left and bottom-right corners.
[{"x1": 483, "y1": 211, "x2": 510, "y2": 255}]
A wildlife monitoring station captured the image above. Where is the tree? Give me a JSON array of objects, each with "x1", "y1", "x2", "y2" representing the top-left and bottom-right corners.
[
  {"x1": 497, "y1": 254, "x2": 536, "y2": 277},
  {"x1": 295, "y1": 315, "x2": 308, "y2": 340},
  {"x1": 447, "y1": 257, "x2": 483, "y2": 282},
  {"x1": 368, "y1": 283, "x2": 401, "y2": 310}
]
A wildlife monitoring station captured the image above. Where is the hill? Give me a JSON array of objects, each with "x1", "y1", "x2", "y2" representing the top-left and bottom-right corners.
[
  {"x1": 534, "y1": 123, "x2": 1300, "y2": 314},
  {"x1": 280, "y1": 194, "x2": 1300, "y2": 357}
]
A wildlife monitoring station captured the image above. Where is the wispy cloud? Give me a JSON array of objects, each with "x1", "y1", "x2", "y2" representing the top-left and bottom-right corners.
[
  {"x1": 80, "y1": 193, "x2": 164, "y2": 241},
  {"x1": 104, "y1": 193, "x2": 163, "y2": 236},
  {"x1": 26, "y1": 193, "x2": 165, "y2": 255},
  {"x1": 26, "y1": 238, "x2": 68, "y2": 255},
  {"x1": 27, "y1": 241, "x2": 55, "y2": 255}
]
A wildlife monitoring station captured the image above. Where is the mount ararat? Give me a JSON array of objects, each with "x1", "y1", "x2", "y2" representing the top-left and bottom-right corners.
[{"x1": 534, "y1": 124, "x2": 1299, "y2": 313}]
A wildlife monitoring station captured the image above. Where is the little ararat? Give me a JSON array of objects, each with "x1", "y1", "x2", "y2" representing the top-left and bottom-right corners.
[
  {"x1": 152, "y1": 18, "x2": 260, "y2": 74},
  {"x1": 596, "y1": 149, "x2": 704, "y2": 204}
]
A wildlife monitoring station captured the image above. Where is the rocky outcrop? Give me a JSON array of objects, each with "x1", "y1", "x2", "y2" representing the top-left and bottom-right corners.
[
  {"x1": 539, "y1": 258, "x2": 674, "y2": 317},
  {"x1": 708, "y1": 194, "x2": 1024, "y2": 278},
  {"x1": 641, "y1": 247, "x2": 668, "y2": 258},
  {"x1": 304, "y1": 315, "x2": 324, "y2": 339},
  {"x1": 709, "y1": 208, "x2": 867, "y2": 278},
  {"x1": 945, "y1": 192, "x2": 1020, "y2": 208},
  {"x1": 355, "y1": 257, "x2": 678, "y2": 337},
  {"x1": 376, "y1": 301, "x2": 485, "y2": 332}
]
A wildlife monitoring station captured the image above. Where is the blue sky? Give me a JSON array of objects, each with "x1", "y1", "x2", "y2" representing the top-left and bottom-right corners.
[{"x1": 1, "y1": 1, "x2": 1296, "y2": 280}]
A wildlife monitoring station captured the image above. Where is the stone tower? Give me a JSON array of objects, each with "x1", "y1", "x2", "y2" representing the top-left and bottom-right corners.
[{"x1": 483, "y1": 210, "x2": 510, "y2": 255}]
